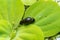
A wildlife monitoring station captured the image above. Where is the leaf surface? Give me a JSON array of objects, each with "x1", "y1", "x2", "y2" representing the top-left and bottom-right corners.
[
  {"x1": 0, "y1": 0, "x2": 24, "y2": 27},
  {"x1": 24, "y1": 1, "x2": 60, "y2": 37}
]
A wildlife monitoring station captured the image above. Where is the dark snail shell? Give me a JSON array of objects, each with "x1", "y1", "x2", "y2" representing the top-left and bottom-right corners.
[{"x1": 20, "y1": 17, "x2": 35, "y2": 25}]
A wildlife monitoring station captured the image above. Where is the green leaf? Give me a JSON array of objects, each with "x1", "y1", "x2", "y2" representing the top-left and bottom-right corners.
[
  {"x1": 38, "y1": 0, "x2": 54, "y2": 1},
  {"x1": 0, "y1": 0, "x2": 24, "y2": 40},
  {"x1": 21, "y1": 0, "x2": 37, "y2": 5},
  {"x1": 24, "y1": 1, "x2": 58, "y2": 22},
  {"x1": 24, "y1": 1, "x2": 60, "y2": 37},
  {"x1": 0, "y1": 20, "x2": 12, "y2": 35},
  {"x1": 0, "y1": 0, "x2": 24, "y2": 27},
  {"x1": 0, "y1": 36, "x2": 10, "y2": 40},
  {"x1": 41, "y1": 19, "x2": 60, "y2": 37},
  {"x1": 13, "y1": 25, "x2": 44, "y2": 40},
  {"x1": 0, "y1": 20, "x2": 12, "y2": 40}
]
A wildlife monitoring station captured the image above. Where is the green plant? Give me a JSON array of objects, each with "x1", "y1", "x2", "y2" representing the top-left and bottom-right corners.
[{"x1": 0, "y1": 0, "x2": 60, "y2": 40}]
